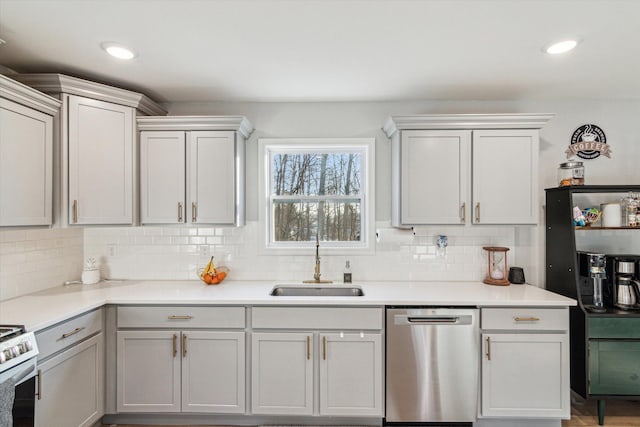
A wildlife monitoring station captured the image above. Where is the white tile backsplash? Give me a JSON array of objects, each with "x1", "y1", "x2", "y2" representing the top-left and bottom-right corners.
[
  {"x1": 0, "y1": 228, "x2": 83, "y2": 301},
  {"x1": 83, "y1": 222, "x2": 516, "y2": 283},
  {"x1": 0, "y1": 222, "x2": 518, "y2": 300}
]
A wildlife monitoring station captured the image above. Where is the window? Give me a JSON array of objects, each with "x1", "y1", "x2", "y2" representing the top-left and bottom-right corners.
[{"x1": 259, "y1": 138, "x2": 374, "y2": 252}]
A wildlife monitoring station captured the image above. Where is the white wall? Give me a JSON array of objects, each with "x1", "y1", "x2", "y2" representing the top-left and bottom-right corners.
[{"x1": 3, "y1": 98, "x2": 639, "y2": 300}]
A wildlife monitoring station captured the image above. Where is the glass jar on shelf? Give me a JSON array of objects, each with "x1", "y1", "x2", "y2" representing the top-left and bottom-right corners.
[
  {"x1": 558, "y1": 161, "x2": 585, "y2": 186},
  {"x1": 621, "y1": 192, "x2": 640, "y2": 227}
]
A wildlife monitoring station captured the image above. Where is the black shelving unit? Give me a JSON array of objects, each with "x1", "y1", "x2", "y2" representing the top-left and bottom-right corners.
[{"x1": 545, "y1": 185, "x2": 640, "y2": 425}]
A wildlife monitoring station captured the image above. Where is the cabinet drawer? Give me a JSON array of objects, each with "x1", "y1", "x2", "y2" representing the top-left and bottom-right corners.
[
  {"x1": 252, "y1": 307, "x2": 383, "y2": 330},
  {"x1": 117, "y1": 306, "x2": 245, "y2": 329},
  {"x1": 481, "y1": 307, "x2": 568, "y2": 331},
  {"x1": 36, "y1": 308, "x2": 103, "y2": 360},
  {"x1": 589, "y1": 317, "x2": 640, "y2": 339}
]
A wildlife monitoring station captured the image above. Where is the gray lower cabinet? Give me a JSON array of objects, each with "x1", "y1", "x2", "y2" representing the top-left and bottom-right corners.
[
  {"x1": 115, "y1": 305, "x2": 246, "y2": 414},
  {"x1": 251, "y1": 332, "x2": 313, "y2": 415},
  {"x1": 480, "y1": 308, "x2": 570, "y2": 419},
  {"x1": 34, "y1": 309, "x2": 104, "y2": 427},
  {"x1": 251, "y1": 307, "x2": 383, "y2": 417},
  {"x1": 116, "y1": 330, "x2": 245, "y2": 413}
]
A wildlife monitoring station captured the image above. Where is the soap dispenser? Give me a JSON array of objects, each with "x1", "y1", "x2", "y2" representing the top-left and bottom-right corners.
[{"x1": 343, "y1": 260, "x2": 352, "y2": 283}]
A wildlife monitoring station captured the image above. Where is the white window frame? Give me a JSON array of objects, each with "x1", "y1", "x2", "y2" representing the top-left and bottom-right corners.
[{"x1": 258, "y1": 137, "x2": 375, "y2": 255}]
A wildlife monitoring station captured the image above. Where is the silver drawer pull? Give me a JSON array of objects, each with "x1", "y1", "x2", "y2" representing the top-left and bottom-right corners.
[
  {"x1": 514, "y1": 317, "x2": 540, "y2": 322},
  {"x1": 167, "y1": 315, "x2": 193, "y2": 320},
  {"x1": 61, "y1": 327, "x2": 84, "y2": 339}
]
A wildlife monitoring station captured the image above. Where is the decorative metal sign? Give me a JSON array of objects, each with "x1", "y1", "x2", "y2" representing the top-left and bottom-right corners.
[{"x1": 565, "y1": 124, "x2": 611, "y2": 159}]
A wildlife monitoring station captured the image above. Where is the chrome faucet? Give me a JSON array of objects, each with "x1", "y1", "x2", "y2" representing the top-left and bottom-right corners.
[{"x1": 303, "y1": 235, "x2": 332, "y2": 283}]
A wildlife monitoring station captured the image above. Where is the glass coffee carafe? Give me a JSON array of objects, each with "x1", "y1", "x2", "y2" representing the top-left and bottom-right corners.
[{"x1": 587, "y1": 253, "x2": 607, "y2": 312}]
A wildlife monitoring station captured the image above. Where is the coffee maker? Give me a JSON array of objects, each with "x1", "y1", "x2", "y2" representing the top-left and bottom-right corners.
[
  {"x1": 607, "y1": 254, "x2": 640, "y2": 310},
  {"x1": 578, "y1": 252, "x2": 640, "y2": 310}
]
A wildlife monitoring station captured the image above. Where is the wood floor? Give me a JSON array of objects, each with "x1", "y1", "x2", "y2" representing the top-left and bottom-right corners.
[
  {"x1": 562, "y1": 398, "x2": 640, "y2": 426},
  {"x1": 104, "y1": 399, "x2": 640, "y2": 427}
]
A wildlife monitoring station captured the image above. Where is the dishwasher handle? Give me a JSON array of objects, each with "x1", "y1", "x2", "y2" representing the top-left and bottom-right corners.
[{"x1": 394, "y1": 314, "x2": 473, "y2": 325}]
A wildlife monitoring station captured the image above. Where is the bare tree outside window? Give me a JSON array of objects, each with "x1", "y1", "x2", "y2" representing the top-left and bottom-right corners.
[{"x1": 271, "y1": 151, "x2": 363, "y2": 242}]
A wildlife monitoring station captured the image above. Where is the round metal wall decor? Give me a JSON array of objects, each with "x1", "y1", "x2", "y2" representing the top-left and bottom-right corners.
[{"x1": 565, "y1": 124, "x2": 611, "y2": 160}]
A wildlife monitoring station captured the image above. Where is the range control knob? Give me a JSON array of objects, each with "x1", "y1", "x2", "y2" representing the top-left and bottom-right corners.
[
  {"x1": 10, "y1": 346, "x2": 21, "y2": 358},
  {"x1": 0, "y1": 351, "x2": 6, "y2": 364},
  {"x1": 2, "y1": 348, "x2": 13, "y2": 361}
]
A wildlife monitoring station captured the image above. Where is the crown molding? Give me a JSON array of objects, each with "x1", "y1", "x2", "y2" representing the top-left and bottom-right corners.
[
  {"x1": 14, "y1": 73, "x2": 167, "y2": 116},
  {"x1": 0, "y1": 74, "x2": 61, "y2": 116},
  {"x1": 136, "y1": 115, "x2": 254, "y2": 138},
  {"x1": 383, "y1": 113, "x2": 555, "y2": 137}
]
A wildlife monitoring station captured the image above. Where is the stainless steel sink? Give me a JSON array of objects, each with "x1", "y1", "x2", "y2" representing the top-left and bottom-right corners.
[{"x1": 270, "y1": 285, "x2": 364, "y2": 297}]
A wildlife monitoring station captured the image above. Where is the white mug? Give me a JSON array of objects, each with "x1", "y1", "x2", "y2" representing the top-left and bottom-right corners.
[{"x1": 601, "y1": 202, "x2": 622, "y2": 228}]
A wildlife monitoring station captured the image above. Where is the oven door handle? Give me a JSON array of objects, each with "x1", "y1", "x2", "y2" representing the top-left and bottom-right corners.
[
  {"x1": 11, "y1": 363, "x2": 36, "y2": 385},
  {"x1": 12, "y1": 365, "x2": 35, "y2": 384}
]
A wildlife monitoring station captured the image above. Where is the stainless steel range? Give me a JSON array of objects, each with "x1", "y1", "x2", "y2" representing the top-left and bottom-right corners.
[{"x1": 0, "y1": 325, "x2": 39, "y2": 427}]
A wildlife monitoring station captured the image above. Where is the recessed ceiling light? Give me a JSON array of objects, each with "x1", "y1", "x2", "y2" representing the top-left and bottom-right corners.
[
  {"x1": 101, "y1": 42, "x2": 136, "y2": 60},
  {"x1": 544, "y1": 39, "x2": 580, "y2": 55}
]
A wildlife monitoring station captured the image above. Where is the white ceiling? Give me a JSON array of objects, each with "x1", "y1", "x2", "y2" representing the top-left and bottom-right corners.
[{"x1": 1, "y1": 0, "x2": 639, "y2": 103}]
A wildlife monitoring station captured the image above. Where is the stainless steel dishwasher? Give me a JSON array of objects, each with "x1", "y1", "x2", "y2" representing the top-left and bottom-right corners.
[{"x1": 386, "y1": 307, "x2": 479, "y2": 424}]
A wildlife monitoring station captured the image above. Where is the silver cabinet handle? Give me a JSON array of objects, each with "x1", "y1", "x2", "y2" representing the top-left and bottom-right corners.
[
  {"x1": 306, "y1": 336, "x2": 311, "y2": 360},
  {"x1": 475, "y1": 202, "x2": 481, "y2": 223},
  {"x1": 167, "y1": 315, "x2": 193, "y2": 320},
  {"x1": 460, "y1": 202, "x2": 466, "y2": 223},
  {"x1": 72, "y1": 200, "x2": 78, "y2": 223},
  {"x1": 192, "y1": 202, "x2": 197, "y2": 222},
  {"x1": 514, "y1": 317, "x2": 541, "y2": 322},
  {"x1": 486, "y1": 336, "x2": 491, "y2": 360},
  {"x1": 178, "y1": 202, "x2": 183, "y2": 222},
  {"x1": 61, "y1": 327, "x2": 84, "y2": 339}
]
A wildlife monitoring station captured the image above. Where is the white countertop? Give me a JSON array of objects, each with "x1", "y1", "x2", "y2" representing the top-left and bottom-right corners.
[{"x1": 0, "y1": 280, "x2": 575, "y2": 332}]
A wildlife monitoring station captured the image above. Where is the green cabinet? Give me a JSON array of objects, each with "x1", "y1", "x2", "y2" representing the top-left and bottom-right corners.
[
  {"x1": 589, "y1": 341, "x2": 640, "y2": 395},
  {"x1": 588, "y1": 318, "x2": 640, "y2": 395}
]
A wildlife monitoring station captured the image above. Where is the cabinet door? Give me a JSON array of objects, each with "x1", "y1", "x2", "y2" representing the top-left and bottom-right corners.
[
  {"x1": 35, "y1": 333, "x2": 103, "y2": 427},
  {"x1": 481, "y1": 333, "x2": 569, "y2": 418},
  {"x1": 68, "y1": 95, "x2": 134, "y2": 224},
  {"x1": 251, "y1": 332, "x2": 313, "y2": 415},
  {"x1": 401, "y1": 130, "x2": 470, "y2": 224},
  {"x1": 182, "y1": 331, "x2": 245, "y2": 413},
  {"x1": 319, "y1": 333, "x2": 382, "y2": 416},
  {"x1": 0, "y1": 98, "x2": 53, "y2": 226},
  {"x1": 140, "y1": 131, "x2": 186, "y2": 223},
  {"x1": 472, "y1": 129, "x2": 539, "y2": 224},
  {"x1": 116, "y1": 330, "x2": 180, "y2": 412},
  {"x1": 589, "y1": 340, "x2": 640, "y2": 395},
  {"x1": 188, "y1": 131, "x2": 236, "y2": 224}
]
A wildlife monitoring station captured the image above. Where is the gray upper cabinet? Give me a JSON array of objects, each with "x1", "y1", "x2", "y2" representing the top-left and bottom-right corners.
[
  {"x1": 0, "y1": 75, "x2": 60, "y2": 226},
  {"x1": 383, "y1": 114, "x2": 553, "y2": 226},
  {"x1": 14, "y1": 73, "x2": 166, "y2": 226},
  {"x1": 137, "y1": 116, "x2": 253, "y2": 226}
]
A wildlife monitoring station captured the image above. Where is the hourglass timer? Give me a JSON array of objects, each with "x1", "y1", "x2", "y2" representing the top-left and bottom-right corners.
[{"x1": 483, "y1": 246, "x2": 510, "y2": 286}]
